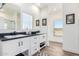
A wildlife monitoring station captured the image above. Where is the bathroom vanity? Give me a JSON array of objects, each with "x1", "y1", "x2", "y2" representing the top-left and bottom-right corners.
[{"x1": 0, "y1": 31, "x2": 48, "y2": 56}]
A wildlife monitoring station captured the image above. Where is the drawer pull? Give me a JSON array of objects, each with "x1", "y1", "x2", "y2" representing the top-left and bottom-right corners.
[
  {"x1": 18, "y1": 42, "x2": 20, "y2": 46},
  {"x1": 21, "y1": 41, "x2": 23, "y2": 46}
]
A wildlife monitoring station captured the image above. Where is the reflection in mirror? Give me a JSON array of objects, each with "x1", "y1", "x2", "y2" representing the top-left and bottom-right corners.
[
  {"x1": 21, "y1": 12, "x2": 32, "y2": 30},
  {"x1": 0, "y1": 17, "x2": 15, "y2": 30},
  {"x1": 0, "y1": 3, "x2": 19, "y2": 31},
  {"x1": 5, "y1": 20, "x2": 15, "y2": 30}
]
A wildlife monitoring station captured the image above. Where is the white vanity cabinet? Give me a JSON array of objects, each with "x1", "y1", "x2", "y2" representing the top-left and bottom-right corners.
[
  {"x1": 1, "y1": 37, "x2": 30, "y2": 56},
  {"x1": 30, "y1": 36, "x2": 40, "y2": 55},
  {"x1": 0, "y1": 34, "x2": 47, "y2": 56},
  {"x1": 30, "y1": 34, "x2": 47, "y2": 55}
]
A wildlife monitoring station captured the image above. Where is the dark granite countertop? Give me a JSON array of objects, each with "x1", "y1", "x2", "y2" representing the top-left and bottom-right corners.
[{"x1": 0, "y1": 33, "x2": 44, "y2": 41}]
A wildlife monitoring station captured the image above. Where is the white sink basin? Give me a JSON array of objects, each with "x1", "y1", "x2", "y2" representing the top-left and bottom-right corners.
[{"x1": 4, "y1": 35, "x2": 27, "y2": 39}]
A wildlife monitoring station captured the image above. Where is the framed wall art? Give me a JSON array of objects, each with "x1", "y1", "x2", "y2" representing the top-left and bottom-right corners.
[
  {"x1": 66, "y1": 13, "x2": 75, "y2": 24},
  {"x1": 42, "y1": 18, "x2": 47, "y2": 26},
  {"x1": 36, "y1": 20, "x2": 40, "y2": 26}
]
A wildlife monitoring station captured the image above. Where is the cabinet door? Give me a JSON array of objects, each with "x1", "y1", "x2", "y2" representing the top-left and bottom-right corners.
[
  {"x1": 20, "y1": 37, "x2": 30, "y2": 53},
  {"x1": 35, "y1": 36, "x2": 40, "y2": 51},
  {"x1": 2, "y1": 39, "x2": 20, "y2": 56}
]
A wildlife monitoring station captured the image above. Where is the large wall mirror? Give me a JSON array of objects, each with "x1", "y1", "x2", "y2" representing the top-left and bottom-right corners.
[
  {"x1": 5, "y1": 20, "x2": 15, "y2": 30},
  {"x1": 0, "y1": 17, "x2": 16, "y2": 30},
  {"x1": 21, "y1": 12, "x2": 33, "y2": 30},
  {"x1": 0, "y1": 3, "x2": 18, "y2": 30}
]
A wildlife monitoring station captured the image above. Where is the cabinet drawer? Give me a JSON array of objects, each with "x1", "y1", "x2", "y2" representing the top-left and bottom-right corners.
[
  {"x1": 31, "y1": 37, "x2": 37, "y2": 42},
  {"x1": 40, "y1": 34, "x2": 46, "y2": 43},
  {"x1": 31, "y1": 42, "x2": 37, "y2": 48},
  {"x1": 30, "y1": 37, "x2": 38, "y2": 48},
  {"x1": 30, "y1": 46, "x2": 38, "y2": 55}
]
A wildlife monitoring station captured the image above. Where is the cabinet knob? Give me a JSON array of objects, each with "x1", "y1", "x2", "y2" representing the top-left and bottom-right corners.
[
  {"x1": 18, "y1": 41, "x2": 23, "y2": 46},
  {"x1": 18, "y1": 42, "x2": 20, "y2": 46},
  {"x1": 21, "y1": 41, "x2": 23, "y2": 46}
]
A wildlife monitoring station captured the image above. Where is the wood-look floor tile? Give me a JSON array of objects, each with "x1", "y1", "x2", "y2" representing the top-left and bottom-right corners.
[{"x1": 34, "y1": 41, "x2": 79, "y2": 56}]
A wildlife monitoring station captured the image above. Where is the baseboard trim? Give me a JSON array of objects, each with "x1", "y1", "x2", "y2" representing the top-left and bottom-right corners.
[
  {"x1": 63, "y1": 50, "x2": 79, "y2": 55},
  {"x1": 49, "y1": 41, "x2": 63, "y2": 44}
]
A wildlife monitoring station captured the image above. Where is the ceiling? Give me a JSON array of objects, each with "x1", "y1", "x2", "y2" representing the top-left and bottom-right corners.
[
  {"x1": 26, "y1": 3, "x2": 63, "y2": 14},
  {"x1": 33, "y1": 3, "x2": 48, "y2": 8},
  {"x1": 1, "y1": 3, "x2": 63, "y2": 15},
  {"x1": 33, "y1": 3, "x2": 63, "y2": 9},
  {"x1": 11, "y1": 3, "x2": 63, "y2": 11},
  {"x1": 34, "y1": 3, "x2": 63, "y2": 14}
]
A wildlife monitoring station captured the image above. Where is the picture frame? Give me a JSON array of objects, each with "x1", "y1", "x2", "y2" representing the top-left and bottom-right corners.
[
  {"x1": 36, "y1": 20, "x2": 40, "y2": 26},
  {"x1": 42, "y1": 18, "x2": 47, "y2": 26},
  {"x1": 66, "y1": 13, "x2": 75, "y2": 24}
]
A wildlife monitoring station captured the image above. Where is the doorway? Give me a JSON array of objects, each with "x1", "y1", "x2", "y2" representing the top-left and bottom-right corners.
[{"x1": 53, "y1": 20, "x2": 63, "y2": 43}]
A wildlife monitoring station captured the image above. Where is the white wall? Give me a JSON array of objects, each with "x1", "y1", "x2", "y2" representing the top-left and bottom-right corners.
[
  {"x1": 33, "y1": 7, "x2": 48, "y2": 31},
  {"x1": 48, "y1": 12, "x2": 63, "y2": 43},
  {"x1": 40, "y1": 4, "x2": 63, "y2": 43},
  {"x1": 63, "y1": 3, "x2": 79, "y2": 54},
  {"x1": 20, "y1": 4, "x2": 40, "y2": 18}
]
